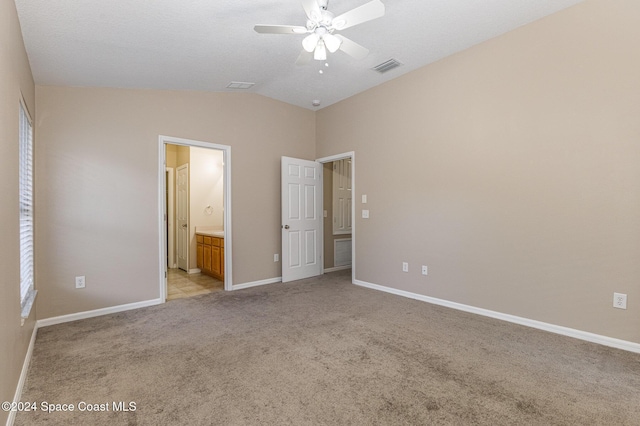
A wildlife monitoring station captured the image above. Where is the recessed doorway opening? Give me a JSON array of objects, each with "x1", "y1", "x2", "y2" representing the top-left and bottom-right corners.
[{"x1": 158, "y1": 136, "x2": 233, "y2": 302}]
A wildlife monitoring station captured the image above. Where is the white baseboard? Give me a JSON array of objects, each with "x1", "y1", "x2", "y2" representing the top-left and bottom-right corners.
[
  {"x1": 354, "y1": 279, "x2": 640, "y2": 354},
  {"x1": 324, "y1": 265, "x2": 351, "y2": 273},
  {"x1": 188, "y1": 268, "x2": 201, "y2": 274},
  {"x1": 36, "y1": 298, "x2": 163, "y2": 328},
  {"x1": 6, "y1": 325, "x2": 38, "y2": 426},
  {"x1": 232, "y1": 277, "x2": 282, "y2": 291}
]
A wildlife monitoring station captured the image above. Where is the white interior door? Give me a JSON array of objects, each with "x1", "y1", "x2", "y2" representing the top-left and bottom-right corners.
[
  {"x1": 177, "y1": 164, "x2": 189, "y2": 271},
  {"x1": 281, "y1": 156, "x2": 322, "y2": 282},
  {"x1": 166, "y1": 167, "x2": 176, "y2": 268}
]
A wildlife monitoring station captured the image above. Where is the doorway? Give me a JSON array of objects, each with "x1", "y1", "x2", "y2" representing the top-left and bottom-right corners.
[
  {"x1": 158, "y1": 136, "x2": 233, "y2": 302},
  {"x1": 317, "y1": 152, "x2": 354, "y2": 282}
]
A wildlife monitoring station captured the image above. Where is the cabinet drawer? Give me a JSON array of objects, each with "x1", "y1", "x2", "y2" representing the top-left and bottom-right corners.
[
  {"x1": 220, "y1": 238, "x2": 224, "y2": 248},
  {"x1": 203, "y1": 236, "x2": 212, "y2": 245},
  {"x1": 212, "y1": 237, "x2": 221, "y2": 247},
  {"x1": 196, "y1": 235, "x2": 203, "y2": 243}
]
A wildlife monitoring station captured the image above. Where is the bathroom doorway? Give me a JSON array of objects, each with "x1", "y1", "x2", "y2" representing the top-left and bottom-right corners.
[
  {"x1": 158, "y1": 136, "x2": 232, "y2": 302},
  {"x1": 317, "y1": 152, "x2": 355, "y2": 280}
]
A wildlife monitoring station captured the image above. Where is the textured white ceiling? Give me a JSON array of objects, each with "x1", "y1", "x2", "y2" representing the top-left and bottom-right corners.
[{"x1": 15, "y1": 0, "x2": 584, "y2": 110}]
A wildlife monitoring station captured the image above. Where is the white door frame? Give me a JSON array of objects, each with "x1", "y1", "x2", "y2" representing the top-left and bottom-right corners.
[
  {"x1": 158, "y1": 135, "x2": 233, "y2": 302},
  {"x1": 316, "y1": 152, "x2": 355, "y2": 283},
  {"x1": 166, "y1": 167, "x2": 176, "y2": 268}
]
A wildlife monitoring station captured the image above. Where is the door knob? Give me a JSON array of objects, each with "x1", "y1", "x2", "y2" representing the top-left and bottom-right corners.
[
  {"x1": 182, "y1": 224, "x2": 188, "y2": 228},
  {"x1": 283, "y1": 225, "x2": 290, "y2": 229}
]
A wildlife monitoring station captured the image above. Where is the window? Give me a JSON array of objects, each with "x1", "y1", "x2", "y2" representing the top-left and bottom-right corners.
[{"x1": 19, "y1": 99, "x2": 36, "y2": 319}]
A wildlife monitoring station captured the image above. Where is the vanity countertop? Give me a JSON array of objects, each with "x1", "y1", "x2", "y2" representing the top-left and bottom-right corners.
[{"x1": 195, "y1": 227, "x2": 224, "y2": 238}]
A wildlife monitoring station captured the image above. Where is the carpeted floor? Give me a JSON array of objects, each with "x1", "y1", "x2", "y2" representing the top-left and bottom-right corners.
[{"x1": 15, "y1": 270, "x2": 640, "y2": 425}]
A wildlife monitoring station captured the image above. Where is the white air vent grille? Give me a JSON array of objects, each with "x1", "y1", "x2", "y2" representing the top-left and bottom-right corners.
[
  {"x1": 372, "y1": 59, "x2": 403, "y2": 74},
  {"x1": 226, "y1": 81, "x2": 255, "y2": 89}
]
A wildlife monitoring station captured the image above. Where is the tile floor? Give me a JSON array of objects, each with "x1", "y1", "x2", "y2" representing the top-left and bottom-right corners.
[{"x1": 167, "y1": 268, "x2": 223, "y2": 301}]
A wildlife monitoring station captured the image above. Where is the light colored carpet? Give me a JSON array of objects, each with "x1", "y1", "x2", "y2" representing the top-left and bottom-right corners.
[{"x1": 16, "y1": 270, "x2": 640, "y2": 425}]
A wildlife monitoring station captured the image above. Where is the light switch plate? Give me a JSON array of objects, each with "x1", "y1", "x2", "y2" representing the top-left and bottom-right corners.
[{"x1": 362, "y1": 194, "x2": 367, "y2": 204}]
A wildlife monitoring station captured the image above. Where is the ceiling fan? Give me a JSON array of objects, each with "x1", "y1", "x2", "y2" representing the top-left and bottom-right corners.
[{"x1": 254, "y1": 0, "x2": 385, "y2": 65}]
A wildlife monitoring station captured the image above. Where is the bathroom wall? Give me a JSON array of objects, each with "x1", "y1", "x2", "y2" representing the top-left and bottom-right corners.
[{"x1": 189, "y1": 146, "x2": 224, "y2": 270}]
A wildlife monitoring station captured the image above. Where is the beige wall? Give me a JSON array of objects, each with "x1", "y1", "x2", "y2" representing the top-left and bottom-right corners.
[
  {"x1": 0, "y1": 0, "x2": 36, "y2": 422},
  {"x1": 177, "y1": 144, "x2": 189, "y2": 168},
  {"x1": 35, "y1": 87, "x2": 315, "y2": 319},
  {"x1": 317, "y1": 0, "x2": 640, "y2": 343},
  {"x1": 166, "y1": 144, "x2": 178, "y2": 169}
]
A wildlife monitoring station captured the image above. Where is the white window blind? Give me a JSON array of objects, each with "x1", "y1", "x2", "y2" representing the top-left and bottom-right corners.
[{"x1": 19, "y1": 99, "x2": 35, "y2": 317}]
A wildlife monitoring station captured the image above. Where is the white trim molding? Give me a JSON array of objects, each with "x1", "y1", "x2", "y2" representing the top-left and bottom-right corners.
[
  {"x1": 7, "y1": 325, "x2": 38, "y2": 426},
  {"x1": 36, "y1": 299, "x2": 163, "y2": 328},
  {"x1": 353, "y1": 279, "x2": 640, "y2": 354},
  {"x1": 232, "y1": 277, "x2": 282, "y2": 291}
]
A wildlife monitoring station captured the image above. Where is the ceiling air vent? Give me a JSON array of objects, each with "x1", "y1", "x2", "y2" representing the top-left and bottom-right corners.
[
  {"x1": 226, "y1": 81, "x2": 255, "y2": 89},
  {"x1": 372, "y1": 59, "x2": 403, "y2": 74}
]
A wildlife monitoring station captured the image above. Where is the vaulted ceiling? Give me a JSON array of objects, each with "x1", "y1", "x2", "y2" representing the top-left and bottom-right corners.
[{"x1": 15, "y1": 0, "x2": 584, "y2": 110}]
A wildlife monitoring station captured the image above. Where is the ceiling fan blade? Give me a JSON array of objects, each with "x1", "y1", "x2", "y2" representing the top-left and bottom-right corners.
[
  {"x1": 335, "y1": 35, "x2": 369, "y2": 60},
  {"x1": 301, "y1": 0, "x2": 321, "y2": 21},
  {"x1": 332, "y1": 0, "x2": 385, "y2": 30},
  {"x1": 295, "y1": 49, "x2": 313, "y2": 66},
  {"x1": 254, "y1": 25, "x2": 308, "y2": 34}
]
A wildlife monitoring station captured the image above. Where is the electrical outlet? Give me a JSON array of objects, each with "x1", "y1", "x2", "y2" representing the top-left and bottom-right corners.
[
  {"x1": 274, "y1": 254, "x2": 279, "y2": 262},
  {"x1": 421, "y1": 265, "x2": 428, "y2": 275},
  {"x1": 362, "y1": 209, "x2": 370, "y2": 219},
  {"x1": 402, "y1": 262, "x2": 409, "y2": 272},
  {"x1": 75, "y1": 276, "x2": 85, "y2": 289},
  {"x1": 613, "y1": 293, "x2": 627, "y2": 309}
]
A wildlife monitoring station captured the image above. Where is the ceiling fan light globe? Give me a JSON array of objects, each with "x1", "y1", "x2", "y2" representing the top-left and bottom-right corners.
[
  {"x1": 323, "y1": 33, "x2": 342, "y2": 53},
  {"x1": 302, "y1": 34, "x2": 320, "y2": 52},
  {"x1": 314, "y1": 41, "x2": 327, "y2": 60}
]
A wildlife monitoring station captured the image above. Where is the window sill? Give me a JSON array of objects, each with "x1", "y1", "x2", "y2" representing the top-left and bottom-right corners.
[{"x1": 21, "y1": 289, "x2": 37, "y2": 326}]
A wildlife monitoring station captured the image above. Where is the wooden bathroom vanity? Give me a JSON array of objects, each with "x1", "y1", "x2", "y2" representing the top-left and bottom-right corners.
[{"x1": 196, "y1": 232, "x2": 224, "y2": 281}]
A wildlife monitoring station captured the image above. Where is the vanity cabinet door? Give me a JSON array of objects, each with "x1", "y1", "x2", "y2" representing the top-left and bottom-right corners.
[
  {"x1": 197, "y1": 243, "x2": 203, "y2": 269},
  {"x1": 211, "y1": 245, "x2": 221, "y2": 278},
  {"x1": 196, "y1": 235, "x2": 204, "y2": 269},
  {"x1": 203, "y1": 244, "x2": 212, "y2": 273}
]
